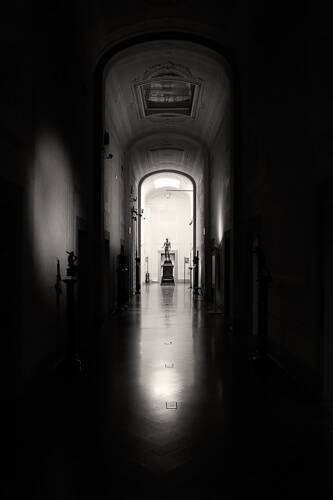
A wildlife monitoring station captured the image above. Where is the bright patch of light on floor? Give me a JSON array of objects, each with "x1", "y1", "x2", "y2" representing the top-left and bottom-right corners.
[{"x1": 147, "y1": 368, "x2": 180, "y2": 398}]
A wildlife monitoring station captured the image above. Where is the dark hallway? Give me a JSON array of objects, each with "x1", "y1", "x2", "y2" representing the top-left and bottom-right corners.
[
  {"x1": 2, "y1": 1, "x2": 333, "y2": 498},
  {"x1": 17, "y1": 283, "x2": 333, "y2": 499}
]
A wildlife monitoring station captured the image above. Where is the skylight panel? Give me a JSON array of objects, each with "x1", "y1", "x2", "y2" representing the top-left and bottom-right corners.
[{"x1": 153, "y1": 178, "x2": 180, "y2": 189}]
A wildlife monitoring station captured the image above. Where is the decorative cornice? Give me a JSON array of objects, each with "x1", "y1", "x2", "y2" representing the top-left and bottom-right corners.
[
  {"x1": 142, "y1": 61, "x2": 195, "y2": 81},
  {"x1": 147, "y1": 115, "x2": 188, "y2": 123}
]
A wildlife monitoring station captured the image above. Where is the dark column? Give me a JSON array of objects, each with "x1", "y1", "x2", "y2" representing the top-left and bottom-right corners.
[
  {"x1": 188, "y1": 267, "x2": 193, "y2": 289},
  {"x1": 116, "y1": 254, "x2": 128, "y2": 314},
  {"x1": 193, "y1": 252, "x2": 200, "y2": 295},
  {"x1": 135, "y1": 255, "x2": 141, "y2": 294},
  {"x1": 252, "y1": 247, "x2": 272, "y2": 365}
]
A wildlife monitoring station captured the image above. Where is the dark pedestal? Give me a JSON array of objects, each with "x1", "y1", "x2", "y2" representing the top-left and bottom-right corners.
[
  {"x1": 135, "y1": 256, "x2": 141, "y2": 294},
  {"x1": 115, "y1": 255, "x2": 128, "y2": 314},
  {"x1": 193, "y1": 254, "x2": 199, "y2": 294},
  {"x1": 161, "y1": 261, "x2": 175, "y2": 285},
  {"x1": 62, "y1": 278, "x2": 81, "y2": 371},
  {"x1": 253, "y1": 274, "x2": 272, "y2": 366}
]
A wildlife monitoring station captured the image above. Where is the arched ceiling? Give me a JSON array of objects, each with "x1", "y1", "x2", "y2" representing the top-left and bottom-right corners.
[{"x1": 104, "y1": 39, "x2": 231, "y2": 189}]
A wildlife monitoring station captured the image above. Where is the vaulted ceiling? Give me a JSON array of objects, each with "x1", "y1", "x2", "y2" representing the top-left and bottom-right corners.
[{"x1": 104, "y1": 39, "x2": 231, "y2": 187}]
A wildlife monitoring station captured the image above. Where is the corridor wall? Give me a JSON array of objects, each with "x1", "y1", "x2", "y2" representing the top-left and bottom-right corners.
[{"x1": 1, "y1": 3, "x2": 96, "y2": 395}]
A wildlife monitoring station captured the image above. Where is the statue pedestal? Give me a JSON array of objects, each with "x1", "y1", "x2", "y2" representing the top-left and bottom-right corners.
[
  {"x1": 62, "y1": 278, "x2": 81, "y2": 371},
  {"x1": 161, "y1": 261, "x2": 175, "y2": 286}
]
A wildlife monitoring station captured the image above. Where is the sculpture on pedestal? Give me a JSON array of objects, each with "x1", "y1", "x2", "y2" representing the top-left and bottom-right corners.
[
  {"x1": 161, "y1": 238, "x2": 174, "y2": 285},
  {"x1": 62, "y1": 251, "x2": 81, "y2": 371},
  {"x1": 66, "y1": 251, "x2": 79, "y2": 279}
]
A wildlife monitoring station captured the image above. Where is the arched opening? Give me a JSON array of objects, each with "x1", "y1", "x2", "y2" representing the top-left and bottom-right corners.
[
  {"x1": 95, "y1": 33, "x2": 233, "y2": 320},
  {"x1": 139, "y1": 171, "x2": 195, "y2": 286}
]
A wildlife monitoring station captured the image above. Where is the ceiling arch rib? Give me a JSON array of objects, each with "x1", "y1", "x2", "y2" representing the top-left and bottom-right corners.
[{"x1": 128, "y1": 133, "x2": 206, "y2": 187}]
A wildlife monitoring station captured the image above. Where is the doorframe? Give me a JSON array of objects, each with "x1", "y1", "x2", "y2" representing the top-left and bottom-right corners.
[
  {"x1": 224, "y1": 230, "x2": 231, "y2": 317},
  {"x1": 246, "y1": 215, "x2": 261, "y2": 336},
  {"x1": 138, "y1": 170, "x2": 196, "y2": 284},
  {"x1": 0, "y1": 177, "x2": 23, "y2": 398},
  {"x1": 318, "y1": 178, "x2": 333, "y2": 404}
]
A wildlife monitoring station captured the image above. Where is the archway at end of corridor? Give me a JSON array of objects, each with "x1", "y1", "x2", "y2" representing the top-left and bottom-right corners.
[
  {"x1": 138, "y1": 171, "x2": 195, "y2": 287},
  {"x1": 96, "y1": 32, "x2": 233, "y2": 319}
]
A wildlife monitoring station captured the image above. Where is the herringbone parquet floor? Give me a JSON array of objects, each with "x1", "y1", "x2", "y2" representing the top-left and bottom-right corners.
[{"x1": 17, "y1": 283, "x2": 333, "y2": 499}]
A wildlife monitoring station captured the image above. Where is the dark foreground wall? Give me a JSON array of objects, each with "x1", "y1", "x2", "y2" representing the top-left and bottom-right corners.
[
  {"x1": 237, "y1": 4, "x2": 333, "y2": 398},
  {"x1": 0, "y1": 2, "x2": 96, "y2": 396}
]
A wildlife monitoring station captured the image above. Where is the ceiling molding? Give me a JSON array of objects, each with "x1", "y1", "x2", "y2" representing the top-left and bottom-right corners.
[{"x1": 130, "y1": 60, "x2": 205, "y2": 122}]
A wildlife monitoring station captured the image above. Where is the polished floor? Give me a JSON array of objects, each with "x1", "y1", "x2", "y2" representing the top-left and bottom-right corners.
[{"x1": 17, "y1": 283, "x2": 333, "y2": 499}]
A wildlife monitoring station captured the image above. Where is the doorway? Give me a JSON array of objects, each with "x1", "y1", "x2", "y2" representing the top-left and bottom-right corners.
[
  {"x1": 139, "y1": 172, "x2": 194, "y2": 285},
  {"x1": 103, "y1": 235, "x2": 110, "y2": 316},
  {"x1": 77, "y1": 224, "x2": 90, "y2": 337},
  {"x1": 247, "y1": 217, "x2": 261, "y2": 336},
  {"x1": 224, "y1": 231, "x2": 231, "y2": 317},
  {"x1": 0, "y1": 179, "x2": 23, "y2": 400}
]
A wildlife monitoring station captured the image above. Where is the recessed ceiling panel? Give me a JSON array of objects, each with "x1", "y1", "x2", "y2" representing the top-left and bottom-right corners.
[
  {"x1": 149, "y1": 147, "x2": 186, "y2": 166},
  {"x1": 141, "y1": 80, "x2": 195, "y2": 116},
  {"x1": 131, "y1": 60, "x2": 204, "y2": 122}
]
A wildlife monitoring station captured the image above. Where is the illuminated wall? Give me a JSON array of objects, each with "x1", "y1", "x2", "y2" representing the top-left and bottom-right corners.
[
  {"x1": 208, "y1": 85, "x2": 232, "y2": 311},
  {"x1": 101, "y1": 124, "x2": 124, "y2": 312},
  {"x1": 1, "y1": 3, "x2": 96, "y2": 394}
]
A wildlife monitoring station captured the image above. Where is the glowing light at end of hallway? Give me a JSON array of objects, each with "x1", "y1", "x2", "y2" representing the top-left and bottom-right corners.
[{"x1": 153, "y1": 178, "x2": 180, "y2": 189}]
